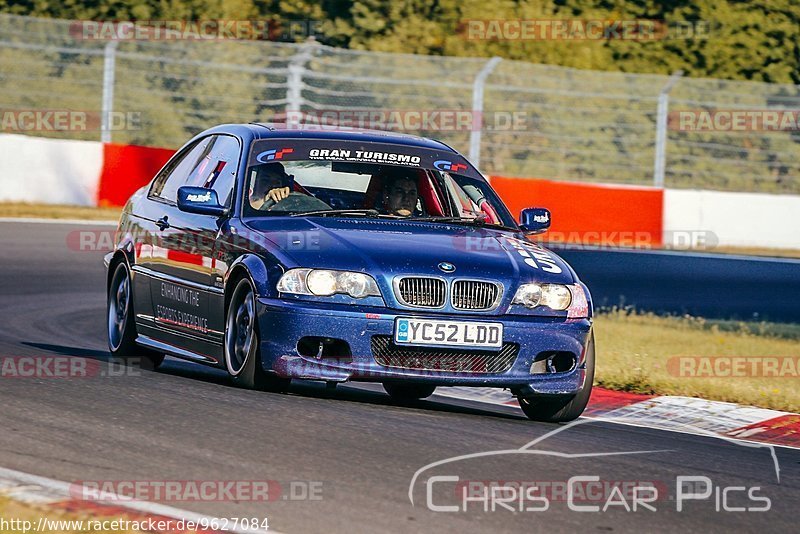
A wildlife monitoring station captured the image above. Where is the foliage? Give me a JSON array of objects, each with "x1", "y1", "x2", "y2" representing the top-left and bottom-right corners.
[{"x1": 3, "y1": 0, "x2": 799, "y2": 83}]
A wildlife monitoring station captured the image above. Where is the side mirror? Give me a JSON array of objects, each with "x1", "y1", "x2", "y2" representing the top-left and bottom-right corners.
[
  {"x1": 519, "y1": 207, "x2": 551, "y2": 234},
  {"x1": 177, "y1": 186, "x2": 228, "y2": 217}
]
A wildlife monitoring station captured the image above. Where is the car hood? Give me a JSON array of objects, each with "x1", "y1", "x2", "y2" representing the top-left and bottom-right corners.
[{"x1": 245, "y1": 217, "x2": 575, "y2": 286}]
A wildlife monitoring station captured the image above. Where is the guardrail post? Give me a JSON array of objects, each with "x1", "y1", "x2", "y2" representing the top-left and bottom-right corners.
[
  {"x1": 469, "y1": 56, "x2": 502, "y2": 171},
  {"x1": 286, "y1": 38, "x2": 317, "y2": 127},
  {"x1": 100, "y1": 41, "x2": 119, "y2": 144},
  {"x1": 653, "y1": 70, "x2": 683, "y2": 188}
]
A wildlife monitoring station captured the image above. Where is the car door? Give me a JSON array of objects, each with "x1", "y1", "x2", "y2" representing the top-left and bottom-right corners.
[
  {"x1": 143, "y1": 135, "x2": 240, "y2": 355},
  {"x1": 199, "y1": 135, "x2": 241, "y2": 345},
  {"x1": 133, "y1": 137, "x2": 211, "y2": 332}
]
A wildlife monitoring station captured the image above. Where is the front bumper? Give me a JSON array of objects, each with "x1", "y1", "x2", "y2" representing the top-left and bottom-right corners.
[{"x1": 257, "y1": 297, "x2": 592, "y2": 396}]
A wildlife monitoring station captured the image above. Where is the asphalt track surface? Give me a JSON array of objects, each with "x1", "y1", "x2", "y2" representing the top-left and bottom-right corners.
[{"x1": 0, "y1": 220, "x2": 798, "y2": 533}]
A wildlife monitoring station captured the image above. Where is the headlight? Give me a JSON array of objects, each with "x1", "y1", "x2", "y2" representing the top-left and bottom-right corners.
[
  {"x1": 307, "y1": 270, "x2": 337, "y2": 296},
  {"x1": 277, "y1": 268, "x2": 311, "y2": 294},
  {"x1": 541, "y1": 284, "x2": 571, "y2": 310},
  {"x1": 338, "y1": 271, "x2": 372, "y2": 298},
  {"x1": 277, "y1": 268, "x2": 381, "y2": 299},
  {"x1": 512, "y1": 283, "x2": 543, "y2": 308},
  {"x1": 513, "y1": 283, "x2": 572, "y2": 311}
]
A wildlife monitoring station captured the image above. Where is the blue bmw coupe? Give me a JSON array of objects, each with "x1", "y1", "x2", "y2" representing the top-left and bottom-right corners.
[{"x1": 105, "y1": 124, "x2": 594, "y2": 422}]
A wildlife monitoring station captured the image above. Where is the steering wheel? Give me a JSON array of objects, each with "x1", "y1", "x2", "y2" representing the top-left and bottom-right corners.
[{"x1": 263, "y1": 191, "x2": 332, "y2": 212}]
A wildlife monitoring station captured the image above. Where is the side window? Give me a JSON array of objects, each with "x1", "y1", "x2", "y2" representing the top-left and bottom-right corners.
[
  {"x1": 149, "y1": 137, "x2": 213, "y2": 202},
  {"x1": 195, "y1": 135, "x2": 240, "y2": 208}
]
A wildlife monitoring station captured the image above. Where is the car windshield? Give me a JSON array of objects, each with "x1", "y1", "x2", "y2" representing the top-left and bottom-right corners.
[{"x1": 242, "y1": 142, "x2": 517, "y2": 229}]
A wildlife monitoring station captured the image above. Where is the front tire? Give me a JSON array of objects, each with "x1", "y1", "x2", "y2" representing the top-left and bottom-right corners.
[
  {"x1": 107, "y1": 261, "x2": 164, "y2": 370},
  {"x1": 518, "y1": 332, "x2": 595, "y2": 423},
  {"x1": 383, "y1": 383, "x2": 436, "y2": 401},
  {"x1": 225, "y1": 277, "x2": 289, "y2": 392}
]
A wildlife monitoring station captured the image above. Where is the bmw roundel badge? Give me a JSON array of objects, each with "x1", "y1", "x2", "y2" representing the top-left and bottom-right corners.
[{"x1": 438, "y1": 262, "x2": 456, "y2": 273}]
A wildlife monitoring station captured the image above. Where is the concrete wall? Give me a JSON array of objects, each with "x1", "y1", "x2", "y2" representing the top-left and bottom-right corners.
[
  {"x1": 0, "y1": 134, "x2": 102, "y2": 206},
  {"x1": 663, "y1": 189, "x2": 800, "y2": 250}
]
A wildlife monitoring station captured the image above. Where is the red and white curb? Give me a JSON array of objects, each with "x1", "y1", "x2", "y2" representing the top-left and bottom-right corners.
[
  {"x1": 0, "y1": 467, "x2": 275, "y2": 534},
  {"x1": 437, "y1": 387, "x2": 800, "y2": 449}
]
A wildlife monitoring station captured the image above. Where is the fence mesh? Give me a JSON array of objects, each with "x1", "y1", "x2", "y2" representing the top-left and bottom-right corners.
[{"x1": 2, "y1": 14, "x2": 799, "y2": 194}]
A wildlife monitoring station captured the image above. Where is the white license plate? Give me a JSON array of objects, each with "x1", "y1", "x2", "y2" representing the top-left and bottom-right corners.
[{"x1": 394, "y1": 318, "x2": 503, "y2": 348}]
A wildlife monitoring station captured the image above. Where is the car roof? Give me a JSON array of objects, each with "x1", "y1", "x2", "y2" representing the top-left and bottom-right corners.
[{"x1": 239, "y1": 123, "x2": 459, "y2": 152}]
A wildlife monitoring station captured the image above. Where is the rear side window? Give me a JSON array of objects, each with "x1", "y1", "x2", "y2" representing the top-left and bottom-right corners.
[
  {"x1": 195, "y1": 135, "x2": 240, "y2": 208},
  {"x1": 149, "y1": 135, "x2": 241, "y2": 207},
  {"x1": 149, "y1": 137, "x2": 213, "y2": 203}
]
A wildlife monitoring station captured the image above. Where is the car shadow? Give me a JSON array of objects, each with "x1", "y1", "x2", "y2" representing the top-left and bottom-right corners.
[
  {"x1": 286, "y1": 380, "x2": 526, "y2": 421},
  {"x1": 21, "y1": 342, "x2": 110, "y2": 360},
  {"x1": 20, "y1": 341, "x2": 525, "y2": 421}
]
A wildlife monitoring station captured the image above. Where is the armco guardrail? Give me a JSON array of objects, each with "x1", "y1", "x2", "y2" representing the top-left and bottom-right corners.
[
  {"x1": 2, "y1": 14, "x2": 800, "y2": 193},
  {"x1": 554, "y1": 246, "x2": 800, "y2": 322}
]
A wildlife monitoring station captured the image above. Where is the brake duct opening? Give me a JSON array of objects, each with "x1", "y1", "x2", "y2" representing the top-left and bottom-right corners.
[
  {"x1": 296, "y1": 336, "x2": 352, "y2": 363},
  {"x1": 530, "y1": 351, "x2": 578, "y2": 374}
]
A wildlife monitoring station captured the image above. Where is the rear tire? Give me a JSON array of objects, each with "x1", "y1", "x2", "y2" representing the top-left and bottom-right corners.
[
  {"x1": 383, "y1": 383, "x2": 436, "y2": 401},
  {"x1": 107, "y1": 261, "x2": 164, "y2": 371},
  {"x1": 225, "y1": 277, "x2": 290, "y2": 392},
  {"x1": 518, "y1": 332, "x2": 595, "y2": 423}
]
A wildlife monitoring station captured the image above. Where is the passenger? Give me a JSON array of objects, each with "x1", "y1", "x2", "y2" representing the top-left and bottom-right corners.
[{"x1": 380, "y1": 170, "x2": 419, "y2": 217}]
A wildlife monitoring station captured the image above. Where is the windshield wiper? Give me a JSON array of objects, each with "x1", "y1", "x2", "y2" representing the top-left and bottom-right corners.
[
  {"x1": 410, "y1": 215, "x2": 484, "y2": 224},
  {"x1": 291, "y1": 209, "x2": 382, "y2": 218},
  {"x1": 408, "y1": 215, "x2": 517, "y2": 231}
]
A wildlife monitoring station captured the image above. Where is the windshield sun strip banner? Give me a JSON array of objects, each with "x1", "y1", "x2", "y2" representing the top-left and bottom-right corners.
[{"x1": 247, "y1": 138, "x2": 483, "y2": 179}]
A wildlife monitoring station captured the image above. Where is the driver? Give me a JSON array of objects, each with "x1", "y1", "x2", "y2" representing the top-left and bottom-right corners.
[
  {"x1": 380, "y1": 170, "x2": 419, "y2": 217},
  {"x1": 249, "y1": 162, "x2": 293, "y2": 210}
]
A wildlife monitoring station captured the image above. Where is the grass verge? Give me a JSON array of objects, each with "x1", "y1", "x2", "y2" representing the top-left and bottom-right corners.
[
  {"x1": 0, "y1": 496, "x2": 145, "y2": 533},
  {"x1": 595, "y1": 310, "x2": 800, "y2": 412},
  {"x1": 0, "y1": 202, "x2": 121, "y2": 221}
]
